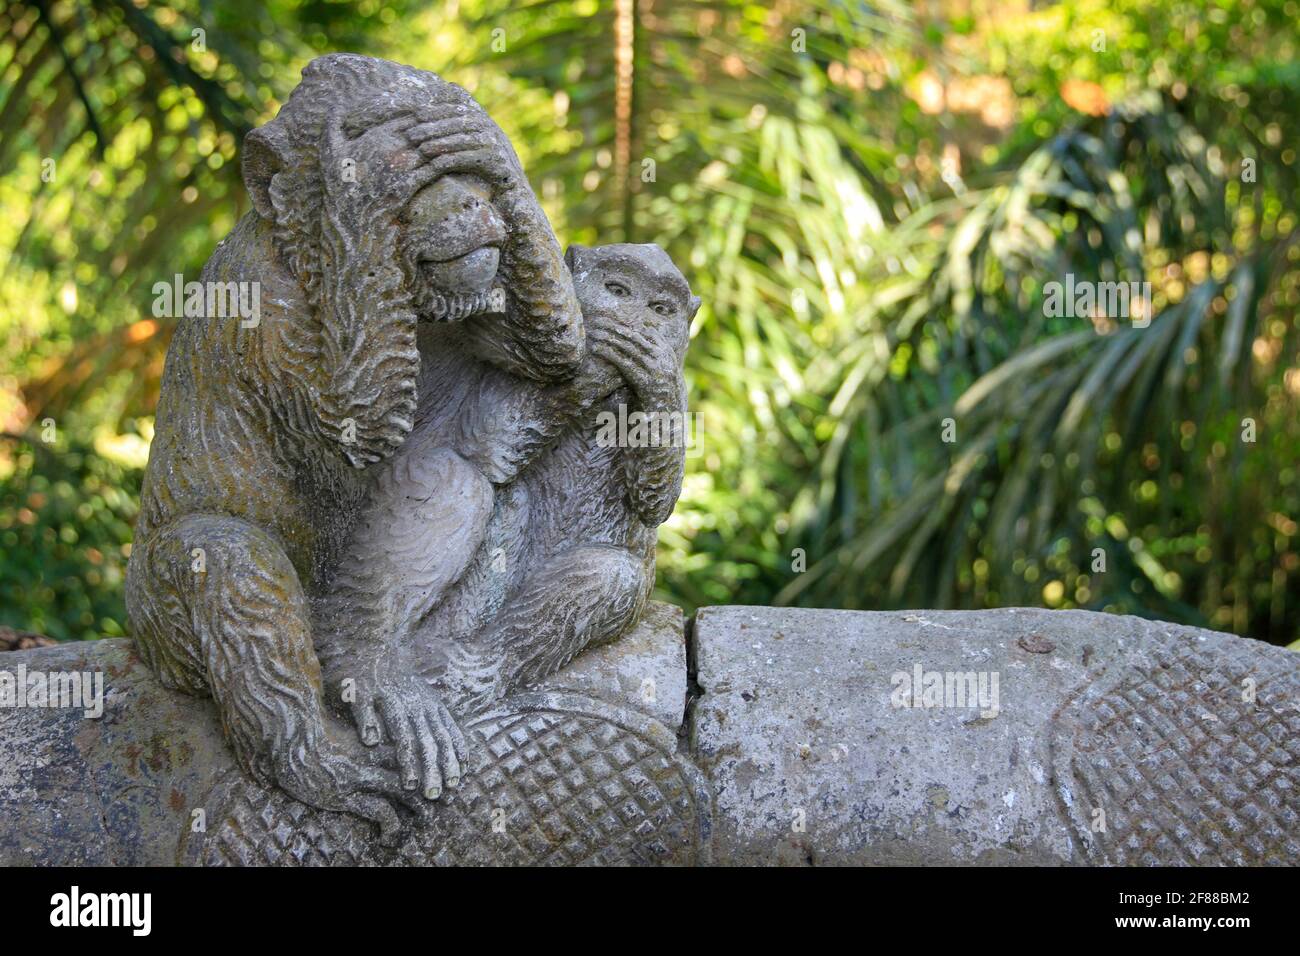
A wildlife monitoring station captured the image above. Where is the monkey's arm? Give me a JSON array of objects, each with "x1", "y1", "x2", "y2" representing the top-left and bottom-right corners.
[
  {"x1": 581, "y1": 312, "x2": 690, "y2": 526},
  {"x1": 623, "y1": 372, "x2": 688, "y2": 526},
  {"x1": 127, "y1": 512, "x2": 413, "y2": 838},
  {"x1": 451, "y1": 352, "x2": 619, "y2": 485},
  {"x1": 459, "y1": 170, "x2": 585, "y2": 385}
]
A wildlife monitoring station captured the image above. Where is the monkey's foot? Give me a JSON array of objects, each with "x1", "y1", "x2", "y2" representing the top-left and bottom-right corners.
[{"x1": 336, "y1": 661, "x2": 470, "y2": 801}]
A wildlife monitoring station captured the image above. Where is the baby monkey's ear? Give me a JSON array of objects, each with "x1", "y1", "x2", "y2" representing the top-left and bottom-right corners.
[{"x1": 564, "y1": 244, "x2": 589, "y2": 273}]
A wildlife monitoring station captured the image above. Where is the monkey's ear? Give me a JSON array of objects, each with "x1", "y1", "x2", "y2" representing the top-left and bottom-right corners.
[
  {"x1": 242, "y1": 122, "x2": 291, "y2": 221},
  {"x1": 688, "y1": 295, "x2": 702, "y2": 321},
  {"x1": 563, "y1": 244, "x2": 589, "y2": 273}
]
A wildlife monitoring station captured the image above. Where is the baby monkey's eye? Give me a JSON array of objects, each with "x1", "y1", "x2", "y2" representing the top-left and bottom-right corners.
[
  {"x1": 650, "y1": 301, "x2": 675, "y2": 317},
  {"x1": 605, "y1": 281, "x2": 630, "y2": 297}
]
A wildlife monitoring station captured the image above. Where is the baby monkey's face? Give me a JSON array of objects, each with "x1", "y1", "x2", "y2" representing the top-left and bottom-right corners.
[{"x1": 565, "y1": 243, "x2": 698, "y2": 400}]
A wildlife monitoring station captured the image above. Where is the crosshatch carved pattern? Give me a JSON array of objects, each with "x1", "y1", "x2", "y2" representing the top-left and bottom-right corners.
[
  {"x1": 184, "y1": 693, "x2": 711, "y2": 866},
  {"x1": 1050, "y1": 628, "x2": 1300, "y2": 865}
]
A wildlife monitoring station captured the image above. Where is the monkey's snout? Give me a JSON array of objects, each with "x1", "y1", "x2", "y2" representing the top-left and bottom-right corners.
[{"x1": 423, "y1": 246, "x2": 500, "y2": 293}]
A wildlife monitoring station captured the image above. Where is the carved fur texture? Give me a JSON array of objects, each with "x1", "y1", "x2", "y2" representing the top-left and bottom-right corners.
[
  {"x1": 314, "y1": 244, "x2": 700, "y2": 723},
  {"x1": 126, "y1": 54, "x2": 583, "y2": 830}
]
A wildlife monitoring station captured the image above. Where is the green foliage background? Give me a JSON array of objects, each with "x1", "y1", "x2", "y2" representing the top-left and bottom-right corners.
[{"x1": 1, "y1": 0, "x2": 1298, "y2": 647}]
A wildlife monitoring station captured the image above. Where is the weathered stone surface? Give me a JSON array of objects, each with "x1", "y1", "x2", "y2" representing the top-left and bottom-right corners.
[
  {"x1": 183, "y1": 691, "x2": 710, "y2": 867},
  {"x1": 7, "y1": 602, "x2": 1299, "y2": 865},
  {"x1": 541, "y1": 601, "x2": 686, "y2": 733},
  {"x1": 0, "y1": 638, "x2": 223, "y2": 866},
  {"x1": 0, "y1": 603, "x2": 694, "y2": 866},
  {"x1": 689, "y1": 605, "x2": 1300, "y2": 866}
]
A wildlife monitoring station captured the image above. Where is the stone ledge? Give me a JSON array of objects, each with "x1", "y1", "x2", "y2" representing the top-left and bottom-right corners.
[
  {"x1": 538, "y1": 600, "x2": 685, "y2": 732},
  {"x1": 3, "y1": 603, "x2": 1297, "y2": 865},
  {"x1": 689, "y1": 606, "x2": 1300, "y2": 865}
]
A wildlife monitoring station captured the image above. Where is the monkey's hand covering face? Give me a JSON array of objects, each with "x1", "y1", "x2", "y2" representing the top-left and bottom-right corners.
[{"x1": 240, "y1": 60, "x2": 584, "y2": 468}]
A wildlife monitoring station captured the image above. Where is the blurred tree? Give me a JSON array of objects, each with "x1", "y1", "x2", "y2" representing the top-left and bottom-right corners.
[{"x1": 0, "y1": 430, "x2": 140, "y2": 640}]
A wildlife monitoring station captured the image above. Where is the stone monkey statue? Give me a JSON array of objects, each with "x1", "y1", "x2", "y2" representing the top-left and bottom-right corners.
[
  {"x1": 441, "y1": 243, "x2": 699, "y2": 705},
  {"x1": 314, "y1": 244, "x2": 699, "y2": 795},
  {"x1": 125, "y1": 55, "x2": 583, "y2": 837}
]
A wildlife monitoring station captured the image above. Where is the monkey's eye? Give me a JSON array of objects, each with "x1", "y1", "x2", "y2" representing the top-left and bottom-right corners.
[
  {"x1": 605, "y1": 281, "x2": 630, "y2": 298},
  {"x1": 650, "y1": 301, "x2": 675, "y2": 317}
]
